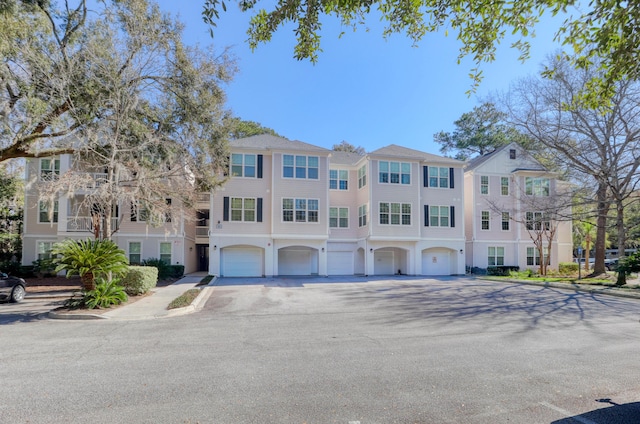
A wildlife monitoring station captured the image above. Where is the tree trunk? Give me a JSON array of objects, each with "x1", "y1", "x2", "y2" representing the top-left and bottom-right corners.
[
  {"x1": 81, "y1": 273, "x2": 96, "y2": 291},
  {"x1": 593, "y1": 183, "x2": 609, "y2": 275},
  {"x1": 616, "y1": 199, "x2": 627, "y2": 285}
]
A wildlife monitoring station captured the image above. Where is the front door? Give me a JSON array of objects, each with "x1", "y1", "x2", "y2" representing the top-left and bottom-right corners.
[{"x1": 197, "y1": 245, "x2": 209, "y2": 272}]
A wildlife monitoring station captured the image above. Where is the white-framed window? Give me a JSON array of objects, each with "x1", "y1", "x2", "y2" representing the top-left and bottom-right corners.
[
  {"x1": 480, "y1": 175, "x2": 489, "y2": 195},
  {"x1": 282, "y1": 198, "x2": 318, "y2": 222},
  {"x1": 39, "y1": 158, "x2": 60, "y2": 181},
  {"x1": 230, "y1": 153, "x2": 256, "y2": 178},
  {"x1": 358, "y1": 165, "x2": 367, "y2": 189},
  {"x1": 488, "y1": 247, "x2": 505, "y2": 266},
  {"x1": 481, "y1": 210, "x2": 490, "y2": 230},
  {"x1": 501, "y1": 177, "x2": 509, "y2": 196},
  {"x1": 38, "y1": 200, "x2": 58, "y2": 223},
  {"x1": 129, "y1": 241, "x2": 142, "y2": 264},
  {"x1": 428, "y1": 166, "x2": 449, "y2": 188},
  {"x1": 283, "y1": 155, "x2": 319, "y2": 179},
  {"x1": 527, "y1": 246, "x2": 549, "y2": 266},
  {"x1": 526, "y1": 211, "x2": 550, "y2": 231},
  {"x1": 37, "y1": 241, "x2": 55, "y2": 260},
  {"x1": 130, "y1": 202, "x2": 149, "y2": 222},
  {"x1": 329, "y1": 207, "x2": 349, "y2": 228},
  {"x1": 230, "y1": 197, "x2": 256, "y2": 222},
  {"x1": 329, "y1": 169, "x2": 349, "y2": 190},
  {"x1": 501, "y1": 212, "x2": 510, "y2": 231},
  {"x1": 358, "y1": 204, "x2": 368, "y2": 227},
  {"x1": 379, "y1": 202, "x2": 411, "y2": 225},
  {"x1": 379, "y1": 161, "x2": 411, "y2": 184},
  {"x1": 159, "y1": 242, "x2": 171, "y2": 264},
  {"x1": 525, "y1": 177, "x2": 550, "y2": 196},
  {"x1": 429, "y1": 205, "x2": 450, "y2": 227}
]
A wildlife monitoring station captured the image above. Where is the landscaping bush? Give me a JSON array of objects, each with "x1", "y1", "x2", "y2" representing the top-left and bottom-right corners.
[
  {"x1": 169, "y1": 264, "x2": 185, "y2": 278},
  {"x1": 559, "y1": 262, "x2": 579, "y2": 275},
  {"x1": 142, "y1": 258, "x2": 170, "y2": 280},
  {"x1": 120, "y1": 265, "x2": 158, "y2": 295},
  {"x1": 65, "y1": 278, "x2": 128, "y2": 309},
  {"x1": 487, "y1": 265, "x2": 520, "y2": 276},
  {"x1": 0, "y1": 260, "x2": 22, "y2": 276}
]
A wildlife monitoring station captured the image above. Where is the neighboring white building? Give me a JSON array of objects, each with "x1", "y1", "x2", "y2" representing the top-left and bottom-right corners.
[
  {"x1": 22, "y1": 137, "x2": 573, "y2": 276},
  {"x1": 463, "y1": 142, "x2": 573, "y2": 271}
]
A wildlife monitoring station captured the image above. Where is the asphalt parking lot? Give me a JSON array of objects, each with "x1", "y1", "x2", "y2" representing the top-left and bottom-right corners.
[{"x1": 2, "y1": 276, "x2": 639, "y2": 423}]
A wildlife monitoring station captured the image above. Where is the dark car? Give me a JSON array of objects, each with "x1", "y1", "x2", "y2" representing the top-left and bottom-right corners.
[
  {"x1": 0, "y1": 272, "x2": 27, "y2": 303},
  {"x1": 605, "y1": 258, "x2": 619, "y2": 271}
]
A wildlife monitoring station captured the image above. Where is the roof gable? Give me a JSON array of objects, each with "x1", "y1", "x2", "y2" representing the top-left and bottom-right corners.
[
  {"x1": 369, "y1": 144, "x2": 464, "y2": 166},
  {"x1": 465, "y1": 142, "x2": 547, "y2": 174},
  {"x1": 230, "y1": 134, "x2": 330, "y2": 153}
]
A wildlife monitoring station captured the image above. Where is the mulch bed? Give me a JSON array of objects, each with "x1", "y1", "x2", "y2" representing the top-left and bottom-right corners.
[{"x1": 26, "y1": 275, "x2": 181, "y2": 294}]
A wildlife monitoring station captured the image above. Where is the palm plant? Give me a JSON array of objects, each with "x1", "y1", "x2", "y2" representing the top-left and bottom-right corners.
[{"x1": 52, "y1": 239, "x2": 129, "y2": 291}]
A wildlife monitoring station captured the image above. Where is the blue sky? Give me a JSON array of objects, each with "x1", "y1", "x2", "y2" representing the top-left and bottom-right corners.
[{"x1": 156, "y1": 2, "x2": 564, "y2": 155}]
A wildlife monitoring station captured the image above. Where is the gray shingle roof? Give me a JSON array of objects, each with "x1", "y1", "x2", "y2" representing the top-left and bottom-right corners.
[
  {"x1": 329, "y1": 151, "x2": 366, "y2": 166},
  {"x1": 369, "y1": 144, "x2": 463, "y2": 165},
  {"x1": 230, "y1": 134, "x2": 330, "y2": 153}
]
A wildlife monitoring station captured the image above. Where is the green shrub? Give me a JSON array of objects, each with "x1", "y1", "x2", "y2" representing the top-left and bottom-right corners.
[
  {"x1": 84, "y1": 279, "x2": 128, "y2": 309},
  {"x1": 64, "y1": 278, "x2": 128, "y2": 309},
  {"x1": 120, "y1": 266, "x2": 158, "y2": 295},
  {"x1": 169, "y1": 265, "x2": 185, "y2": 278},
  {"x1": 168, "y1": 289, "x2": 201, "y2": 310},
  {"x1": 559, "y1": 262, "x2": 578, "y2": 275},
  {"x1": 52, "y1": 239, "x2": 128, "y2": 290},
  {"x1": 32, "y1": 258, "x2": 56, "y2": 277},
  {"x1": 0, "y1": 260, "x2": 22, "y2": 276},
  {"x1": 487, "y1": 266, "x2": 519, "y2": 276},
  {"x1": 509, "y1": 269, "x2": 536, "y2": 278},
  {"x1": 142, "y1": 258, "x2": 170, "y2": 280}
]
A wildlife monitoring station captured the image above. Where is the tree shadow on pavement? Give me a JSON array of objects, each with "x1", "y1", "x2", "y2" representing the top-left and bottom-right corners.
[
  {"x1": 551, "y1": 399, "x2": 640, "y2": 424},
  {"x1": 331, "y1": 278, "x2": 639, "y2": 332},
  {"x1": 0, "y1": 311, "x2": 49, "y2": 324}
]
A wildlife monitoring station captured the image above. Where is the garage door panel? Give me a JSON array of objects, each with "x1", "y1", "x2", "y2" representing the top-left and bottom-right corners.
[
  {"x1": 327, "y1": 251, "x2": 353, "y2": 275},
  {"x1": 222, "y1": 247, "x2": 263, "y2": 277},
  {"x1": 279, "y1": 248, "x2": 313, "y2": 275},
  {"x1": 374, "y1": 251, "x2": 395, "y2": 275},
  {"x1": 422, "y1": 249, "x2": 450, "y2": 275}
]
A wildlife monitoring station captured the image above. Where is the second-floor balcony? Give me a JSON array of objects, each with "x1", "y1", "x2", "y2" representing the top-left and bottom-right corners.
[{"x1": 67, "y1": 217, "x2": 119, "y2": 233}]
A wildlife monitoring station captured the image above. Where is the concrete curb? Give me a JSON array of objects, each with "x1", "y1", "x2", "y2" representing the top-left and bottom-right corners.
[
  {"x1": 482, "y1": 277, "x2": 640, "y2": 300},
  {"x1": 165, "y1": 278, "x2": 217, "y2": 318},
  {"x1": 45, "y1": 276, "x2": 216, "y2": 321}
]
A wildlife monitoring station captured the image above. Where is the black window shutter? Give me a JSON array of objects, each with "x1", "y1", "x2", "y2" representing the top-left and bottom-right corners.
[
  {"x1": 424, "y1": 204, "x2": 429, "y2": 226},
  {"x1": 423, "y1": 166, "x2": 429, "y2": 187},
  {"x1": 449, "y1": 168, "x2": 455, "y2": 189},
  {"x1": 223, "y1": 197, "x2": 229, "y2": 221},
  {"x1": 450, "y1": 206, "x2": 455, "y2": 227},
  {"x1": 257, "y1": 198, "x2": 263, "y2": 222},
  {"x1": 257, "y1": 155, "x2": 263, "y2": 179}
]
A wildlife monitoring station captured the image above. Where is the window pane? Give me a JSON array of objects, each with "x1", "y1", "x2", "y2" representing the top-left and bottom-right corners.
[
  {"x1": 339, "y1": 170, "x2": 348, "y2": 180},
  {"x1": 308, "y1": 200, "x2": 318, "y2": 210},
  {"x1": 160, "y1": 242, "x2": 171, "y2": 254},
  {"x1": 296, "y1": 156, "x2": 306, "y2": 166},
  {"x1": 330, "y1": 170, "x2": 337, "y2": 179},
  {"x1": 390, "y1": 173, "x2": 400, "y2": 183},
  {"x1": 391, "y1": 214, "x2": 400, "y2": 225},
  {"x1": 330, "y1": 180, "x2": 338, "y2": 190},
  {"x1": 379, "y1": 161, "x2": 389, "y2": 172},
  {"x1": 283, "y1": 198, "x2": 293, "y2": 209},
  {"x1": 339, "y1": 208, "x2": 348, "y2": 218},
  {"x1": 380, "y1": 203, "x2": 389, "y2": 213},
  {"x1": 283, "y1": 155, "x2": 294, "y2": 166},
  {"x1": 401, "y1": 163, "x2": 410, "y2": 173},
  {"x1": 244, "y1": 166, "x2": 255, "y2": 177},
  {"x1": 401, "y1": 174, "x2": 410, "y2": 184},
  {"x1": 244, "y1": 198, "x2": 255, "y2": 209},
  {"x1": 130, "y1": 242, "x2": 141, "y2": 254},
  {"x1": 390, "y1": 162, "x2": 400, "y2": 172},
  {"x1": 339, "y1": 180, "x2": 348, "y2": 190},
  {"x1": 231, "y1": 154, "x2": 243, "y2": 165},
  {"x1": 329, "y1": 208, "x2": 337, "y2": 218},
  {"x1": 231, "y1": 198, "x2": 243, "y2": 208},
  {"x1": 244, "y1": 155, "x2": 255, "y2": 165},
  {"x1": 283, "y1": 167, "x2": 293, "y2": 178},
  {"x1": 296, "y1": 167, "x2": 306, "y2": 178},
  {"x1": 296, "y1": 199, "x2": 306, "y2": 210},
  {"x1": 307, "y1": 156, "x2": 318, "y2": 167},
  {"x1": 308, "y1": 167, "x2": 318, "y2": 179}
]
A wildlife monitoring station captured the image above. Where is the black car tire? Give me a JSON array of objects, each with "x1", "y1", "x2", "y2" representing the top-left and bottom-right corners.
[{"x1": 10, "y1": 285, "x2": 25, "y2": 303}]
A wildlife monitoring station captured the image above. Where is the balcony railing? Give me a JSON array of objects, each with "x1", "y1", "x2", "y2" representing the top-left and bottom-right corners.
[
  {"x1": 197, "y1": 193, "x2": 210, "y2": 203},
  {"x1": 67, "y1": 217, "x2": 119, "y2": 232},
  {"x1": 196, "y1": 226, "x2": 209, "y2": 237}
]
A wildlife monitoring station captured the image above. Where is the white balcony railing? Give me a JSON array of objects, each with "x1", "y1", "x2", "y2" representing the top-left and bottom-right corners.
[
  {"x1": 197, "y1": 193, "x2": 210, "y2": 203},
  {"x1": 67, "y1": 217, "x2": 119, "y2": 232},
  {"x1": 196, "y1": 226, "x2": 209, "y2": 237}
]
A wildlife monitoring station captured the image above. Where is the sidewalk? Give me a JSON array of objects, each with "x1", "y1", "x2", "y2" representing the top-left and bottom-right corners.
[{"x1": 47, "y1": 273, "x2": 215, "y2": 320}]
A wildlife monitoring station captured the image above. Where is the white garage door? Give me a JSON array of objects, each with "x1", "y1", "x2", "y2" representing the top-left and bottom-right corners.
[
  {"x1": 327, "y1": 251, "x2": 354, "y2": 275},
  {"x1": 279, "y1": 248, "x2": 314, "y2": 275},
  {"x1": 222, "y1": 247, "x2": 263, "y2": 277},
  {"x1": 422, "y1": 249, "x2": 450, "y2": 275},
  {"x1": 374, "y1": 250, "x2": 395, "y2": 275}
]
